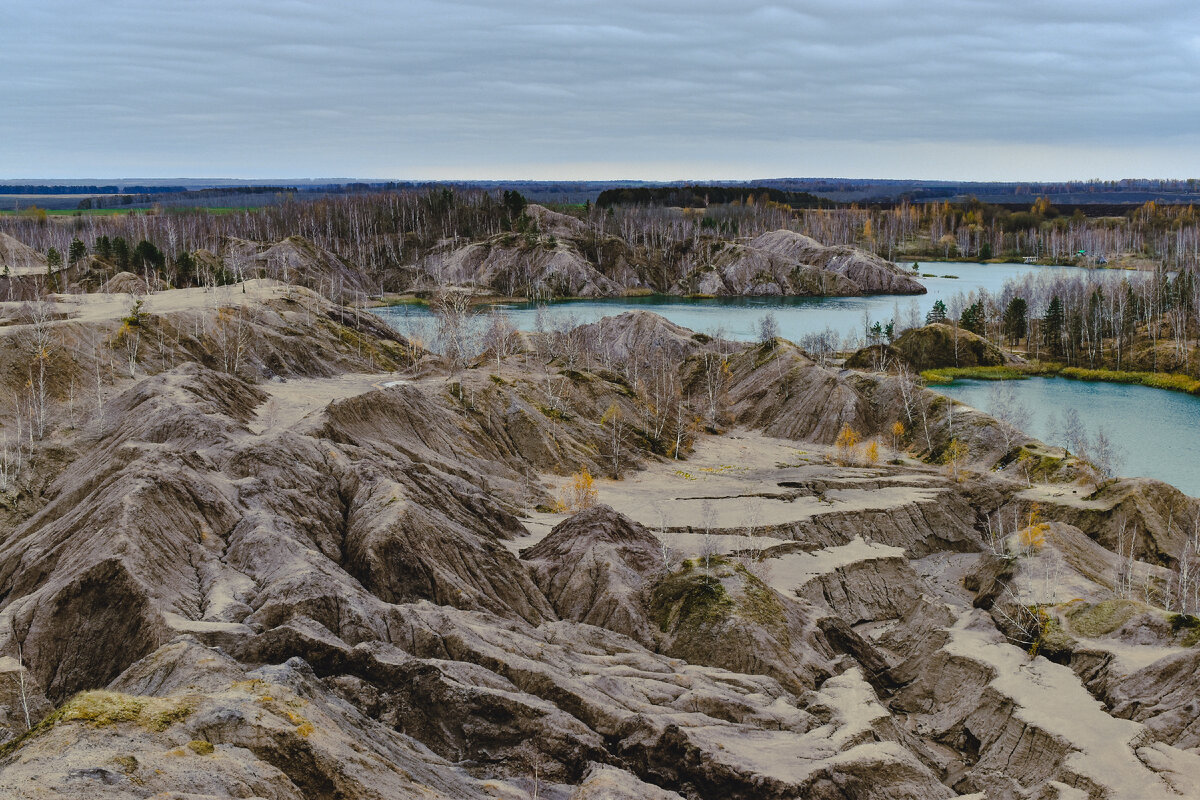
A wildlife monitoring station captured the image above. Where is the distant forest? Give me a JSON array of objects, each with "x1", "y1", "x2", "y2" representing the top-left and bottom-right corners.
[
  {"x1": 595, "y1": 185, "x2": 840, "y2": 209},
  {"x1": 7, "y1": 176, "x2": 1200, "y2": 212}
]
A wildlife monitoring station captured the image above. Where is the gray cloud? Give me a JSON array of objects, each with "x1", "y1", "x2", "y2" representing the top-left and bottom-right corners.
[{"x1": 4, "y1": 1, "x2": 1200, "y2": 179}]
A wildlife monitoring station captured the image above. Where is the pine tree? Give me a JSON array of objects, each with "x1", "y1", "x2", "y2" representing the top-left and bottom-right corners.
[
  {"x1": 1002, "y1": 297, "x2": 1028, "y2": 345},
  {"x1": 1043, "y1": 296, "x2": 1065, "y2": 356},
  {"x1": 926, "y1": 300, "x2": 948, "y2": 325}
]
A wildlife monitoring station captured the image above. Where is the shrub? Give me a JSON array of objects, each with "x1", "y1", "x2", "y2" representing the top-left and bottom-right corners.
[{"x1": 557, "y1": 468, "x2": 598, "y2": 512}]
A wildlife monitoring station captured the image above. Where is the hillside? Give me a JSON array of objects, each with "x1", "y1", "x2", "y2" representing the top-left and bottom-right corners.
[
  {"x1": 0, "y1": 294, "x2": 1191, "y2": 797},
  {"x1": 408, "y1": 204, "x2": 925, "y2": 299}
]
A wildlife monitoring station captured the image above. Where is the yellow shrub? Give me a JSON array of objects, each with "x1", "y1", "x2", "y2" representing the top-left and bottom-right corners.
[
  {"x1": 556, "y1": 468, "x2": 598, "y2": 512},
  {"x1": 835, "y1": 424, "x2": 860, "y2": 464},
  {"x1": 1019, "y1": 503, "x2": 1049, "y2": 551}
]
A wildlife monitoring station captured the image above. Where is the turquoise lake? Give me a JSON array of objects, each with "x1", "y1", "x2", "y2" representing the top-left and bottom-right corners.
[{"x1": 373, "y1": 261, "x2": 1197, "y2": 496}]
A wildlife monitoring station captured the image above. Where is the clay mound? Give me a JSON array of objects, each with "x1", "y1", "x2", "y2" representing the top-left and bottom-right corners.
[
  {"x1": 525, "y1": 203, "x2": 591, "y2": 239},
  {"x1": 224, "y1": 235, "x2": 374, "y2": 300},
  {"x1": 892, "y1": 323, "x2": 1009, "y2": 371},
  {"x1": 0, "y1": 233, "x2": 48, "y2": 275},
  {"x1": 695, "y1": 230, "x2": 924, "y2": 297},
  {"x1": 844, "y1": 343, "x2": 909, "y2": 371},
  {"x1": 99, "y1": 271, "x2": 163, "y2": 294},
  {"x1": 523, "y1": 505, "x2": 663, "y2": 645},
  {"x1": 421, "y1": 237, "x2": 624, "y2": 298},
  {"x1": 571, "y1": 310, "x2": 716, "y2": 366}
]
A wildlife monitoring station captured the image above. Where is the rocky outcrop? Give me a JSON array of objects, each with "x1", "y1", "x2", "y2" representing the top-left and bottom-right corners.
[
  {"x1": 681, "y1": 230, "x2": 923, "y2": 297},
  {"x1": 0, "y1": 295, "x2": 1196, "y2": 798},
  {"x1": 1030, "y1": 478, "x2": 1200, "y2": 568},
  {"x1": 417, "y1": 207, "x2": 921, "y2": 299}
]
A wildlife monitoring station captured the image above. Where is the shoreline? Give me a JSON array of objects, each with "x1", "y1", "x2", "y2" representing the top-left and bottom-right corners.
[{"x1": 922, "y1": 363, "x2": 1200, "y2": 396}]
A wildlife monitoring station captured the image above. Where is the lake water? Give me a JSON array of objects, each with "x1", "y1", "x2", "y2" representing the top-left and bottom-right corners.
[
  {"x1": 934, "y1": 377, "x2": 1200, "y2": 497},
  {"x1": 372, "y1": 260, "x2": 1194, "y2": 495},
  {"x1": 373, "y1": 261, "x2": 1117, "y2": 345}
]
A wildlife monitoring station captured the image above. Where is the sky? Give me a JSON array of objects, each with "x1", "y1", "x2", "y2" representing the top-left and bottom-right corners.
[{"x1": 4, "y1": 1, "x2": 1200, "y2": 181}]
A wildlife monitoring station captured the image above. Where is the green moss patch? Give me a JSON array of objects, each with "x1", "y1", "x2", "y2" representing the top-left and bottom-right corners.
[
  {"x1": 651, "y1": 561, "x2": 734, "y2": 634},
  {"x1": 1067, "y1": 599, "x2": 1142, "y2": 637},
  {"x1": 735, "y1": 565, "x2": 790, "y2": 645},
  {"x1": 0, "y1": 691, "x2": 196, "y2": 758}
]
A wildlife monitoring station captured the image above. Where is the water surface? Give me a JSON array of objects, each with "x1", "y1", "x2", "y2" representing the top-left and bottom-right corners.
[
  {"x1": 372, "y1": 260, "x2": 1193, "y2": 495},
  {"x1": 934, "y1": 377, "x2": 1200, "y2": 497},
  {"x1": 374, "y1": 261, "x2": 1117, "y2": 344}
]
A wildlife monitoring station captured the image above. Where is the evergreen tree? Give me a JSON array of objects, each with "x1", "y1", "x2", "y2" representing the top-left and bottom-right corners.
[
  {"x1": 1043, "y1": 296, "x2": 1065, "y2": 356},
  {"x1": 68, "y1": 237, "x2": 87, "y2": 264},
  {"x1": 960, "y1": 300, "x2": 986, "y2": 336},
  {"x1": 111, "y1": 236, "x2": 130, "y2": 268},
  {"x1": 132, "y1": 239, "x2": 165, "y2": 270},
  {"x1": 926, "y1": 300, "x2": 948, "y2": 325},
  {"x1": 1002, "y1": 297, "x2": 1028, "y2": 345}
]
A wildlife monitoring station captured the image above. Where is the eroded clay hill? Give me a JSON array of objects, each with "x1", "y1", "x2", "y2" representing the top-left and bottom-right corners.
[
  {"x1": 0, "y1": 295, "x2": 1193, "y2": 799},
  {"x1": 415, "y1": 205, "x2": 925, "y2": 299}
]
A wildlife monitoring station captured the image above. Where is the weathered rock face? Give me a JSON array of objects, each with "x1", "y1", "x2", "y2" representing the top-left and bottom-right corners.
[
  {"x1": 1030, "y1": 477, "x2": 1200, "y2": 568},
  {"x1": 523, "y1": 505, "x2": 664, "y2": 645},
  {"x1": 223, "y1": 235, "x2": 376, "y2": 300},
  {"x1": 0, "y1": 300, "x2": 1195, "y2": 799},
  {"x1": 675, "y1": 230, "x2": 924, "y2": 298},
  {"x1": 725, "y1": 342, "x2": 1035, "y2": 470}
]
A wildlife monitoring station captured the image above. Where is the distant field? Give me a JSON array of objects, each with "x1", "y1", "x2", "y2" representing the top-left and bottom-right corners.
[{"x1": 0, "y1": 206, "x2": 260, "y2": 218}]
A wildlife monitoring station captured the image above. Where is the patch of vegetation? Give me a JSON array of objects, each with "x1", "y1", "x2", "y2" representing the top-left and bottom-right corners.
[
  {"x1": 921, "y1": 365, "x2": 1031, "y2": 383},
  {"x1": 1170, "y1": 613, "x2": 1200, "y2": 646},
  {"x1": 1035, "y1": 612, "x2": 1077, "y2": 662},
  {"x1": 651, "y1": 561, "x2": 734, "y2": 634},
  {"x1": 735, "y1": 564, "x2": 790, "y2": 645},
  {"x1": 596, "y1": 369, "x2": 637, "y2": 397},
  {"x1": 1067, "y1": 598, "x2": 1142, "y2": 637},
  {"x1": 186, "y1": 739, "x2": 215, "y2": 755},
  {"x1": 1059, "y1": 367, "x2": 1200, "y2": 396},
  {"x1": 1013, "y1": 446, "x2": 1066, "y2": 481},
  {"x1": 537, "y1": 404, "x2": 571, "y2": 421},
  {"x1": 54, "y1": 690, "x2": 194, "y2": 731},
  {"x1": 632, "y1": 427, "x2": 668, "y2": 456},
  {"x1": 923, "y1": 361, "x2": 1200, "y2": 398},
  {"x1": 0, "y1": 690, "x2": 197, "y2": 758},
  {"x1": 376, "y1": 295, "x2": 428, "y2": 307},
  {"x1": 560, "y1": 369, "x2": 592, "y2": 384},
  {"x1": 489, "y1": 374, "x2": 506, "y2": 386}
]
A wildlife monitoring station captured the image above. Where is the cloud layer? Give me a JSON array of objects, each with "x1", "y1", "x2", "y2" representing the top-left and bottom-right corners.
[{"x1": 5, "y1": 1, "x2": 1200, "y2": 179}]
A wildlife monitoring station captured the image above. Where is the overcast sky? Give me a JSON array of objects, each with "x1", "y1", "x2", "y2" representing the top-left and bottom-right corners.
[{"x1": 5, "y1": 1, "x2": 1200, "y2": 181}]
